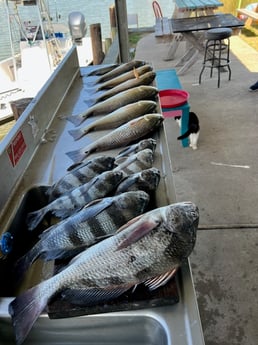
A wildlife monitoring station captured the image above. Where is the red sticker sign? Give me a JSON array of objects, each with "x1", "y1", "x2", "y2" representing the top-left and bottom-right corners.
[{"x1": 7, "y1": 130, "x2": 27, "y2": 167}]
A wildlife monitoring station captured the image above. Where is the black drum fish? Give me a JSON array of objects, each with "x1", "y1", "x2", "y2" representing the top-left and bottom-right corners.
[
  {"x1": 15, "y1": 191, "x2": 150, "y2": 278},
  {"x1": 9, "y1": 201, "x2": 199, "y2": 345}
]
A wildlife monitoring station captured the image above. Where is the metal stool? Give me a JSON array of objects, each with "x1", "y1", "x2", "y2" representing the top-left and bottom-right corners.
[{"x1": 199, "y1": 28, "x2": 232, "y2": 88}]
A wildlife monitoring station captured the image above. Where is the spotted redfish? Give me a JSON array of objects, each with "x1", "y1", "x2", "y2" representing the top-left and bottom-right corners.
[
  {"x1": 92, "y1": 60, "x2": 147, "y2": 84},
  {"x1": 94, "y1": 64, "x2": 153, "y2": 90},
  {"x1": 68, "y1": 100, "x2": 157, "y2": 141},
  {"x1": 87, "y1": 71, "x2": 156, "y2": 105},
  {"x1": 66, "y1": 114, "x2": 164, "y2": 164},
  {"x1": 9, "y1": 201, "x2": 199, "y2": 345},
  {"x1": 26, "y1": 170, "x2": 124, "y2": 231},
  {"x1": 15, "y1": 191, "x2": 150, "y2": 278},
  {"x1": 66, "y1": 85, "x2": 158, "y2": 126}
]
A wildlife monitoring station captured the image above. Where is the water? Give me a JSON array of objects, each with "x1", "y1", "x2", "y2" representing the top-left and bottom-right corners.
[{"x1": 0, "y1": 0, "x2": 174, "y2": 61}]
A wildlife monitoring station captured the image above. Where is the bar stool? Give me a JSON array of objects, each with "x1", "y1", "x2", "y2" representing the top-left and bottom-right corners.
[{"x1": 199, "y1": 28, "x2": 232, "y2": 88}]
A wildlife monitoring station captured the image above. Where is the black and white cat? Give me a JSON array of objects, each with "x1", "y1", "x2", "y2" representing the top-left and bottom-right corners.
[{"x1": 175, "y1": 111, "x2": 200, "y2": 150}]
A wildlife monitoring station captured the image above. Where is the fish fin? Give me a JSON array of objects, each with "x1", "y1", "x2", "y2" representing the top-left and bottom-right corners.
[
  {"x1": 81, "y1": 197, "x2": 113, "y2": 213},
  {"x1": 84, "y1": 98, "x2": 96, "y2": 107},
  {"x1": 61, "y1": 286, "x2": 130, "y2": 306},
  {"x1": 66, "y1": 161, "x2": 84, "y2": 171},
  {"x1": 84, "y1": 85, "x2": 98, "y2": 94},
  {"x1": 66, "y1": 115, "x2": 86, "y2": 127},
  {"x1": 144, "y1": 268, "x2": 178, "y2": 291},
  {"x1": 116, "y1": 144, "x2": 136, "y2": 159},
  {"x1": 117, "y1": 215, "x2": 161, "y2": 250},
  {"x1": 66, "y1": 148, "x2": 88, "y2": 163},
  {"x1": 114, "y1": 156, "x2": 128, "y2": 166},
  {"x1": 68, "y1": 128, "x2": 85, "y2": 141},
  {"x1": 133, "y1": 67, "x2": 140, "y2": 79},
  {"x1": 8, "y1": 284, "x2": 49, "y2": 345},
  {"x1": 26, "y1": 207, "x2": 49, "y2": 231},
  {"x1": 52, "y1": 207, "x2": 80, "y2": 220}
]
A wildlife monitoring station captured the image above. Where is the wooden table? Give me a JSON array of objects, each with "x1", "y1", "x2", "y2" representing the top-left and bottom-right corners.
[
  {"x1": 170, "y1": 13, "x2": 244, "y2": 74},
  {"x1": 165, "y1": 0, "x2": 223, "y2": 60}
]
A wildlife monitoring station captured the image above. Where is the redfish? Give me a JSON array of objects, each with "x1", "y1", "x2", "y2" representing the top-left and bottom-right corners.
[
  {"x1": 66, "y1": 85, "x2": 158, "y2": 126},
  {"x1": 68, "y1": 100, "x2": 157, "y2": 141},
  {"x1": 9, "y1": 201, "x2": 199, "y2": 345},
  {"x1": 66, "y1": 114, "x2": 164, "y2": 164},
  {"x1": 93, "y1": 64, "x2": 153, "y2": 90},
  {"x1": 87, "y1": 71, "x2": 156, "y2": 105},
  {"x1": 92, "y1": 60, "x2": 146, "y2": 84}
]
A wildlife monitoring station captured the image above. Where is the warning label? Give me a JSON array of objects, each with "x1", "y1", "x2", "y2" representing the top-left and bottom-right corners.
[{"x1": 7, "y1": 130, "x2": 27, "y2": 167}]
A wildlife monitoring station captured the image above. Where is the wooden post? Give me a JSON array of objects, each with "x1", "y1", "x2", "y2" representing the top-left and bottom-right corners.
[
  {"x1": 90, "y1": 23, "x2": 105, "y2": 65},
  {"x1": 115, "y1": 0, "x2": 129, "y2": 62},
  {"x1": 109, "y1": 5, "x2": 117, "y2": 40},
  {"x1": 104, "y1": 37, "x2": 112, "y2": 54}
]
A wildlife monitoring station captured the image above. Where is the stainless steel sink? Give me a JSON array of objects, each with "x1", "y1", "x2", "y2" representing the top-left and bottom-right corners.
[{"x1": 0, "y1": 310, "x2": 169, "y2": 345}]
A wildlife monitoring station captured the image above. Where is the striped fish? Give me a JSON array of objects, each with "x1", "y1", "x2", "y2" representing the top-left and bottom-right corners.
[
  {"x1": 115, "y1": 167, "x2": 161, "y2": 194},
  {"x1": 116, "y1": 138, "x2": 157, "y2": 159},
  {"x1": 114, "y1": 148, "x2": 154, "y2": 176},
  {"x1": 26, "y1": 170, "x2": 125, "y2": 231},
  {"x1": 15, "y1": 191, "x2": 150, "y2": 279},
  {"x1": 46, "y1": 156, "x2": 115, "y2": 201}
]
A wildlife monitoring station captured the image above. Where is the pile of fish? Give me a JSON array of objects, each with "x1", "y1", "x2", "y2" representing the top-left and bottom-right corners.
[{"x1": 8, "y1": 61, "x2": 199, "y2": 345}]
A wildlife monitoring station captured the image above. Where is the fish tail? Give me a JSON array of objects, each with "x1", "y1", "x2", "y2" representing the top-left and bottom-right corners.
[
  {"x1": 84, "y1": 98, "x2": 96, "y2": 107},
  {"x1": 9, "y1": 284, "x2": 49, "y2": 345},
  {"x1": 66, "y1": 115, "x2": 86, "y2": 127},
  {"x1": 68, "y1": 128, "x2": 86, "y2": 141},
  {"x1": 26, "y1": 206, "x2": 49, "y2": 231},
  {"x1": 66, "y1": 148, "x2": 89, "y2": 163},
  {"x1": 14, "y1": 245, "x2": 41, "y2": 282}
]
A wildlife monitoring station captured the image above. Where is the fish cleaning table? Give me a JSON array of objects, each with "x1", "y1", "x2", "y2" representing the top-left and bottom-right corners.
[{"x1": 0, "y1": 47, "x2": 204, "y2": 345}]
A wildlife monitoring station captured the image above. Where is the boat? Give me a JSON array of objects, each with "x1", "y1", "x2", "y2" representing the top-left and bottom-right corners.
[{"x1": 0, "y1": 0, "x2": 93, "y2": 124}]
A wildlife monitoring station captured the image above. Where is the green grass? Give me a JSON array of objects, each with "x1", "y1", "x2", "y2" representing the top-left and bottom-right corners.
[
  {"x1": 218, "y1": 1, "x2": 258, "y2": 51},
  {"x1": 240, "y1": 24, "x2": 258, "y2": 51}
]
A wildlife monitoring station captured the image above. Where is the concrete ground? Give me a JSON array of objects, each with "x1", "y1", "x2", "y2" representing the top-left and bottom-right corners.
[{"x1": 135, "y1": 33, "x2": 258, "y2": 345}]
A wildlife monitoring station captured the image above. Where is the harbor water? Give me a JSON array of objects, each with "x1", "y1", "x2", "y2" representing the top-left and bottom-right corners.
[{"x1": 0, "y1": 0, "x2": 174, "y2": 61}]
